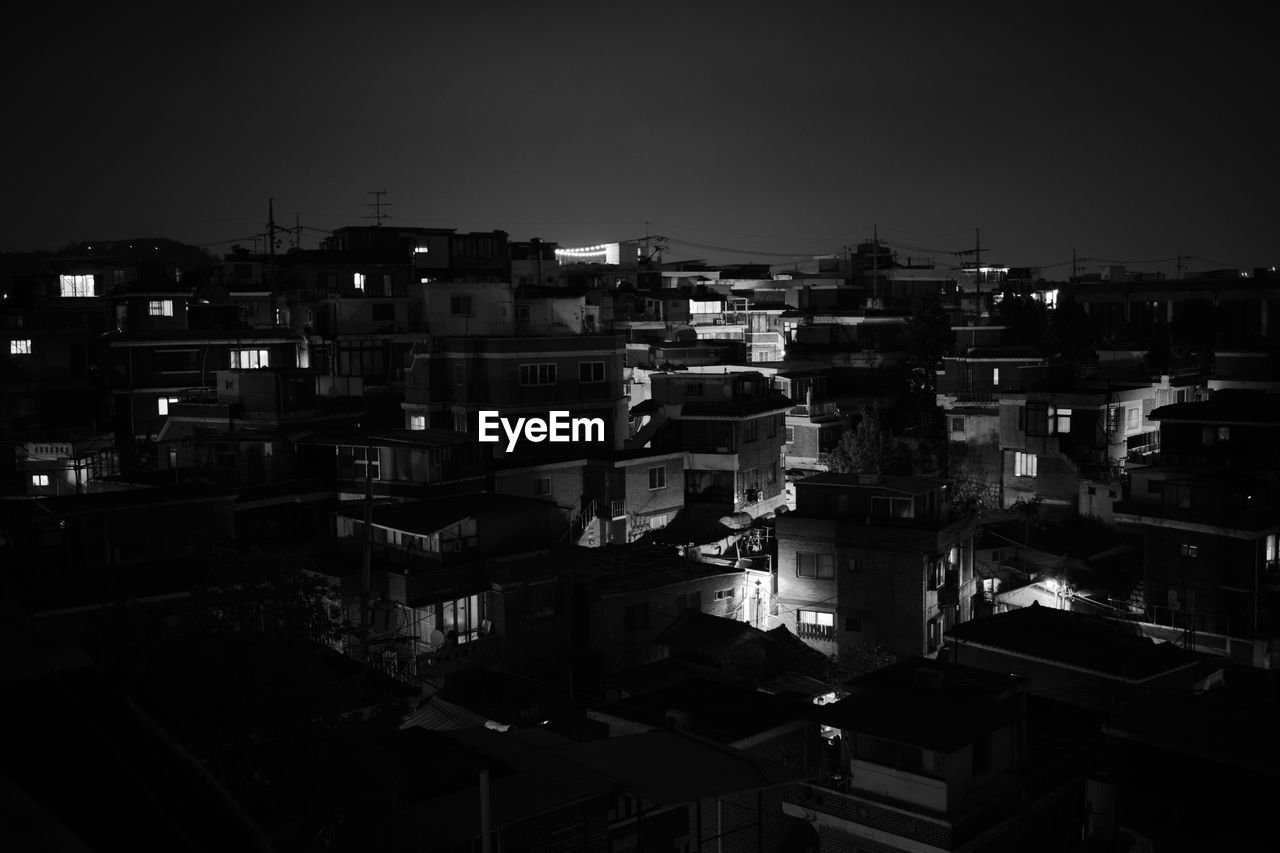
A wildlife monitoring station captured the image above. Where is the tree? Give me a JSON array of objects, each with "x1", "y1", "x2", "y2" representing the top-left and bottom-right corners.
[
  {"x1": 828, "y1": 406, "x2": 895, "y2": 475},
  {"x1": 900, "y1": 293, "x2": 957, "y2": 396}
]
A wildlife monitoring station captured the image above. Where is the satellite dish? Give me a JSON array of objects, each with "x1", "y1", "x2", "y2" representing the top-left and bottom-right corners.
[{"x1": 429, "y1": 629, "x2": 445, "y2": 647}]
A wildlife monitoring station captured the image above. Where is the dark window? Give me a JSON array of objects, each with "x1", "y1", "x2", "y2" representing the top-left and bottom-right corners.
[
  {"x1": 951, "y1": 416, "x2": 964, "y2": 433},
  {"x1": 927, "y1": 617, "x2": 941, "y2": 653},
  {"x1": 797, "y1": 552, "x2": 836, "y2": 579},
  {"x1": 518, "y1": 363, "x2": 557, "y2": 386},
  {"x1": 578, "y1": 361, "x2": 605, "y2": 383},
  {"x1": 371, "y1": 303, "x2": 395, "y2": 321},
  {"x1": 1025, "y1": 402, "x2": 1050, "y2": 437},
  {"x1": 744, "y1": 420, "x2": 759, "y2": 443},
  {"x1": 515, "y1": 303, "x2": 530, "y2": 322},
  {"x1": 450, "y1": 295, "x2": 473, "y2": 315},
  {"x1": 676, "y1": 591, "x2": 703, "y2": 613},
  {"x1": 648, "y1": 465, "x2": 666, "y2": 490}
]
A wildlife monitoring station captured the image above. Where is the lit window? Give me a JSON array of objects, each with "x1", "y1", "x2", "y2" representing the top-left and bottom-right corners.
[
  {"x1": 157, "y1": 396, "x2": 179, "y2": 416},
  {"x1": 992, "y1": 367, "x2": 1000, "y2": 386},
  {"x1": 1054, "y1": 408, "x2": 1072, "y2": 434},
  {"x1": 1127, "y1": 407, "x2": 1139, "y2": 429},
  {"x1": 353, "y1": 273, "x2": 365, "y2": 291},
  {"x1": 340, "y1": 445, "x2": 379, "y2": 480},
  {"x1": 648, "y1": 514, "x2": 669, "y2": 530},
  {"x1": 9, "y1": 339, "x2": 32, "y2": 355},
  {"x1": 798, "y1": 610, "x2": 834, "y2": 626},
  {"x1": 715, "y1": 588, "x2": 735, "y2": 600},
  {"x1": 518, "y1": 363, "x2": 557, "y2": 386},
  {"x1": 409, "y1": 415, "x2": 426, "y2": 431},
  {"x1": 796, "y1": 552, "x2": 836, "y2": 579},
  {"x1": 648, "y1": 465, "x2": 666, "y2": 490},
  {"x1": 59, "y1": 274, "x2": 95, "y2": 297},
  {"x1": 148, "y1": 299, "x2": 174, "y2": 317},
  {"x1": 534, "y1": 477, "x2": 552, "y2": 497},
  {"x1": 578, "y1": 361, "x2": 605, "y2": 383},
  {"x1": 230, "y1": 349, "x2": 270, "y2": 369},
  {"x1": 32, "y1": 474, "x2": 50, "y2": 487},
  {"x1": 1179, "y1": 543, "x2": 1198, "y2": 558},
  {"x1": 1015, "y1": 451, "x2": 1037, "y2": 478},
  {"x1": 870, "y1": 496, "x2": 913, "y2": 518}
]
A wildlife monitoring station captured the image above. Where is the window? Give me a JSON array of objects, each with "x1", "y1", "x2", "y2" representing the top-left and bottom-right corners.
[
  {"x1": 785, "y1": 426, "x2": 795, "y2": 443},
  {"x1": 1202, "y1": 426, "x2": 1230, "y2": 445},
  {"x1": 927, "y1": 616, "x2": 941, "y2": 653},
  {"x1": 744, "y1": 419, "x2": 759, "y2": 443},
  {"x1": 579, "y1": 361, "x2": 605, "y2": 383},
  {"x1": 648, "y1": 513, "x2": 669, "y2": 530},
  {"x1": 1014, "y1": 451, "x2": 1037, "y2": 478},
  {"x1": 796, "y1": 552, "x2": 836, "y2": 579},
  {"x1": 1179, "y1": 543, "x2": 1198, "y2": 558},
  {"x1": 992, "y1": 367, "x2": 1000, "y2": 386},
  {"x1": 1127, "y1": 407, "x2": 1140, "y2": 430},
  {"x1": 648, "y1": 465, "x2": 666, "y2": 490},
  {"x1": 848, "y1": 557, "x2": 865, "y2": 574},
  {"x1": 409, "y1": 415, "x2": 426, "y2": 431},
  {"x1": 1265, "y1": 534, "x2": 1278, "y2": 573},
  {"x1": 9, "y1": 339, "x2": 32, "y2": 355},
  {"x1": 715, "y1": 588, "x2": 735, "y2": 600},
  {"x1": 515, "y1": 304, "x2": 530, "y2": 323},
  {"x1": 353, "y1": 273, "x2": 366, "y2": 292},
  {"x1": 870, "y1": 496, "x2": 913, "y2": 518},
  {"x1": 339, "y1": 445, "x2": 380, "y2": 480},
  {"x1": 799, "y1": 610, "x2": 835, "y2": 627},
  {"x1": 950, "y1": 417, "x2": 965, "y2": 434},
  {"x1": 231, "y1": 349, "x2": 270, "y2": 369},
  {"x1": 685, "y1": 381, "x2": 703, "y2": 396},
  {"x1": 59, "y1": 274, "x2": 95, "y2": 297},
  {"x1": 533, "y1": 476, "x2": 552, "y2": 497},
  {"x1": 157, "y1": 396, "x2": 179, "y2": 416},
  {"x1": 113, "y1": 270, "x2": 126, "y2": 286},
  {"x1": 623, "y1": 602, "x2": 650, "y2": 633},
  {"x1": 453, "y1": 411, "x2": 468, "y2": 432},
  {"x1": 450, "y1": 295, "x2": 473, "y2": 315},
  {"x1": 1025, "y1": 402, "x2": 1049, "y2": 437},
  {"x1": 518, "y1": 363, "x2": 557, "y2": 386},
  {"x1": 32, "y1": 474, "x2": 50, "y2": 487},
  {"x1": 1054, "y1": 407, "x2": 1072, "y2": 434},
  {"x1": 767, "y1": 415, "x2": 777, "y2": 438},
  {"x1": 148, "y1": 299, "x2": 174, "y2": 317}
]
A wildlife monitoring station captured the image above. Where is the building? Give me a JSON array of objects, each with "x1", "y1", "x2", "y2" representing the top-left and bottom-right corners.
[
  {"x1": 1113, "y1": 392, "x2": 1280, "y2": 667},
  {"x1": 776, "y1": 473, "x2": 978, "y2": 661},
  {"x1": 638, "y1": 370, "x2": 791, "y2": 523},
  {"x1": 782, "y1": 658, "x2": 1091, "y2": 852}
]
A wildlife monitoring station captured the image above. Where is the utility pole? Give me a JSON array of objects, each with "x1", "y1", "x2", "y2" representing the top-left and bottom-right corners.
[
  {"x1": 295, "y1": 211, "x2": 301, "y2": 250},
  {"x1": 872, "y1": 224, "x2": 879, "y2": 303},
  {"x1": 1176, "y1": 248, "x2": 1184, "y2": 281},
  {"x1": 1072, "y1": 249, "x2": 1079, "y2": 283},
  {"x1": 974, "y1": 227, "x2": 982, "y2": 311},
  {"x1": 360, "y1": 444, "x2": 374, "y2": 661},
  {"x1": 364, "y1": 191, "x2": 391, "y2": 226}
]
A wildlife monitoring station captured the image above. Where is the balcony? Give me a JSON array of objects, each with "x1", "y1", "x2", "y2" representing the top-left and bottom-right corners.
[
  {"x1": 607, "y1": 498, "x2": 626, "y2": 520},
  {"x1": 796, "y1": 622, "x2": 836, "y2": 641}
]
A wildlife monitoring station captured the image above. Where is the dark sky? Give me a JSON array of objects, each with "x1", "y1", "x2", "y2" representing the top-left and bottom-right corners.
[{"x1": 5, "y1": 1, "x2": 1276, "y2": 277}]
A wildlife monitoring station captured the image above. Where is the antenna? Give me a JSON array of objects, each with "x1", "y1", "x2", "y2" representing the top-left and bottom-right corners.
[{"x1": 364, "y1": 191, "x2": 391, "y2": 226}]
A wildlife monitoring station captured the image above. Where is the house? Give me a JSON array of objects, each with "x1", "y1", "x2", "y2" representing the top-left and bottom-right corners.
[
  {"x1": 638, "y1": 370, "x2": 791, "y2": 523},
  {"x1": 782, "y1": 658, "x2": 1092, "y2": 852},
  {"x1": 775, "y1": 473, "x2": 978, "y2": 661},
  {"x1": 1113, "y1": 392, "x2": 1280, "y2": 667}
]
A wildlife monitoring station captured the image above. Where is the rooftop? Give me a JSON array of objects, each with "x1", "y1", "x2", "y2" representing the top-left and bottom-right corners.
[
  {"x1": 946, "y1": 603, "x2": 1199, "y2": 683},
  {"x1": 590, "y1": 677, "x2": 810, "y2": 743},
  {"x1": 797, "y1": 472, "x2": 948, "y2": 495}
]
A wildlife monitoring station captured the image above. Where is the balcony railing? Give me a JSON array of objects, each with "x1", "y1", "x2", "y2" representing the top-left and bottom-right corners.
[
  {"x1": 608, "y1": 498, "x2": 626, "y2": 519},
  {"x1": 796, "y1": 622, "x2": 836, "y2": 641}
]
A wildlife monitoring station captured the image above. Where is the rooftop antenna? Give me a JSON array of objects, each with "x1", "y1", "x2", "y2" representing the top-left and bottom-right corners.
[{"x1": 364, "y1": 191, "x2": 391, "y2": 226}]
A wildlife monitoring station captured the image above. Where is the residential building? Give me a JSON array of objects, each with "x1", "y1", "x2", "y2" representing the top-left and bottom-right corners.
[
  {"x1": 639, "y1": 370, "x2": 791, "y2": 522},
  {"x1": 776, "y1": 473, "x2": 978, "y2": 661},
  {"x1": 1113, "y1": 392, "x2": 1280, "y2": 667},
  {"x1": 782, "y1": 658, "x2": 1091, "y2": 853}
]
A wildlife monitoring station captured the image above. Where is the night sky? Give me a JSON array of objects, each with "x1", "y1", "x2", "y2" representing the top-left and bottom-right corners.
[{"x1": 5, "y1": 1, "x2": 1276, "y2": 276}]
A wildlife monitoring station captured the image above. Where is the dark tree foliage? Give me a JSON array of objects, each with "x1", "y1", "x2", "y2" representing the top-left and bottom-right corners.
[
  {"x1": 828, "y1": 406, "x2": 895, "y2": 475},
  {"x1": 900, "y1": 293, "x2": 957, "y2": 395},
  {"x1": 995, "y1": 295, "x2": 1049, "y2": 350}
]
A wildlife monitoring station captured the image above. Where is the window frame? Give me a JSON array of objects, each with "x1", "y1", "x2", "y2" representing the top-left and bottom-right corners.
[
  {"x1": 796, "y1": 552, "x2": 836, "y2": 579},
  {"x1": 578, "y1": 360, "x2": 606, "y2": 383},
  {"x1": 518, "y1": 363, "x2": 558, "y2": 386},
  {"x1": 648, "y1": 465, "x2": 666, "y2": 490},
  {"x1": 1014, "y1": 451, "x2": 1038, "y2": 478},
  {"x1": 148, "y1": 299, "x2": 174, "y2": 317}
]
